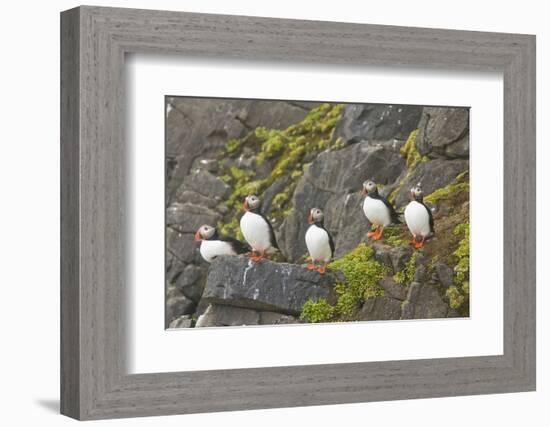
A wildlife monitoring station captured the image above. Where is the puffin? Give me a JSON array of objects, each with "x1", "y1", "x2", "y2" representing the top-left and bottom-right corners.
[
  {"x1": 194, "y1": 224, "x2": 249, "y2": 263},
  {"x1": 305, "y1": 207, "x2": 335, "y2": 274},
  {"x1": 240, "y1": 194, "x2": 279, "y2": 262},
  {"x1": 404, "y1": 184, "x2": 434, "y2": 249},
  {"x1": 361, "y1": 180, "x2": 400, "y2": 240}
]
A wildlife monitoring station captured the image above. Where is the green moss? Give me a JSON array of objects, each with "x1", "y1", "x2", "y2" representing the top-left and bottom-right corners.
[
  {"x1": 225, "y1": 138, "x2": 245, "y2": 154},
  {"x1": 446, "y1": 286, "x2": 466, "y2": 309},
  {"x1": 393, "y1": 251, "x2": 418, "y2": 286},
  {"x1": 328, "y1": 243, "x2": 389, "y2": 320},
  {"x1": 400, "y1": 129, "x2": 421, "y2": 169},
  {"x1": 217, "y1": 103, "x2": 345, "y2": 239},
  {"x1": 255, "y1": 129, "x2": 286, "y2": 165},
  {"x1": 300, "y1": 299, "x2": 335, "y2": 323},
  {"x1": 452, "y1": 223, "x2": 470, "y2": 284},
  {"x1": 424, "y1": 182, "x2": 469, "y2": 205},
  {"x1": 443, "y1": 223, "x2": 469, "y2": 311},
  {"x1": 383, "y1": 226, "x2": 406, "y2": 247}
]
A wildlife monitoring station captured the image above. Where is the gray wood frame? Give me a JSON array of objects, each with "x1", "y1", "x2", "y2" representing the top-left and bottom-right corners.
[{"x1": 60, "y1": 5, "x2": 536, "y2": 420}]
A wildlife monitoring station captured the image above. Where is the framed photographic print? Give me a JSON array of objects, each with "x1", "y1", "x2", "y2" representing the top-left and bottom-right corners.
[{"x1": 61, "y1": 6, "x2": 536, "y2": 420}]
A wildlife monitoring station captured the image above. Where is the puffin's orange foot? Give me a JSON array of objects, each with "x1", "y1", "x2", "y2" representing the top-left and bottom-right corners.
[
  {"x1": 371, "y1": 228, "x2": 383, "y2": 240},
  {"x1": 306, "y1": 264, "x2": 316, "y2": 270},
  {"x1": 250, "y1": 254, "x2": 264, "y2": 262},
  {"x1": 367, "y1": 230, "x2": 376, "y2": 238},
  {"x1": 414, "y1": 240, "x2": 425, "y2": 249},
  {"x1": 316, "y1": 266, "x2": 327, "y2": 274}
]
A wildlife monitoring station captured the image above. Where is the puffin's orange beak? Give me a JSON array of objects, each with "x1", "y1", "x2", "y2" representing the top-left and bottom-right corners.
[
  {"x1": 243, "y1": 200, "x2": 249, "y2": 211},
  {"x1": 410, "y1": 190, "x2": 415, "y2": 200},
  {"x1": 308, "y1": 212, "x2": 314, "y2": 224},
  {"x1": 194, "y1": 231, "x2": 202, "y2": 241},
  {"x1": 362, "y1": 188, "x2": 368, "y2": 196}
]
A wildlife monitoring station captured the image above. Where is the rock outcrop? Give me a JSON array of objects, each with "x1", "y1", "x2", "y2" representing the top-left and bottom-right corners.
[
  {"x1": 202, "y1": 256, "x2": 336, "y2": 316},
  {"x1": 165, "y1": 99, "x2": 470, "y2": 328}
]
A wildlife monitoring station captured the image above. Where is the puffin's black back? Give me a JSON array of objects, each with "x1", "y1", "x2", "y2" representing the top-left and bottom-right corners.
[{"x1": 213, "y1": 230, "x2": 251, "y2": 254}]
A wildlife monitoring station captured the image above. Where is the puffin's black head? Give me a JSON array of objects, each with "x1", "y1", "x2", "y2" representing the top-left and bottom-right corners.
[
  {"x1": 410, "y1": 184, "x2": 424, "y2": 202},
  {"x1": 308, "y1": 207, "x2": 324, "y2": 224},
  {"x1": 362, "y1": 180, "x2": 378, "y2": 196},
  {"x1": 243, "y1": 194, "x2": 261, "y2": 211},
  {"x1": 194, "y1": 224, "x2": 216, "y2": 241}
]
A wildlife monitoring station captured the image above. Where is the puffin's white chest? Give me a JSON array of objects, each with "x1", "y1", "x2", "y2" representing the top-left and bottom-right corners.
[
  {"x1": 404, "y1": 201, "x2": 431, "y2": 237},
  {"x1": 305, "y1": 224, "x2": 332, "y2": 263},
  {"x1": 240, "y1": 211, "x2": 272, "y2": 252},
  {"x1": 363, "y1": 196, "x2": 391, "y2": 227},
  {"x1": 200, "y1": 240, "x2": 236, "y2": 263}
]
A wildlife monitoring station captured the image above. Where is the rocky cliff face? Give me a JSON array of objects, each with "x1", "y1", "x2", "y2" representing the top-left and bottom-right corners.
[{"x1": 165, "y1": 98, "x2": 470, "y2": 328}]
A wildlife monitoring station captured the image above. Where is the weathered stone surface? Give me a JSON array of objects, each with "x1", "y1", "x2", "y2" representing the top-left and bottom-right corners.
[
  {"x1": 308, "y1": 143, "x2": 405, "y2": 191},
  {"x1": 169, "y1": 315, "x2": 193, "y2": 329},
  {"x1": 262, "y1": 177, "x2": 290, "y2": 215},
  {"x1": 166, "y1": 202, "x2": 221, "y2": 231},
  {"x1": 359, "y1": 296, "x2": 403, "y2": 321},
  {"x1": 371, "y1": 243, "x2": 413, "y2": 274},
  {"x1": 378, "y1": 277, "x2": 408, "y2": 301},
  {"x1": 166, "y1": 284, "x2": 196, "y2": 326},
  {"x1": 400, "y1": 301, "x2": 415, "y2": 319},
  {"x1": 166, "y1": 255, "x2": 185, "y2": 284},
  {"x1": 166, "y1": 98, "x2": 248, "y2": 199},
  {"x1": 259, "y1": 311, "x2": 299, "y2": 325},
  {"x1": 196, "y1": 304, "x2": 261, "y2": 327},
  {"x1": 166, "y1": 228, "x2": 201, "y2": 264},
  {"x1": 174, "y1": 190, "x2": 219, "y2": 209},
  {"x1": 416, "y1": 107, "x2": 469, "y2": 158},
  {"x1": 180, "y1": 169, "x2": 230, "y2": 200},
  {"x1": 392, "y1": 159, "x2": 469, "y2": 207},
  {"x1": 242, "y1": 100, "x2": 317, "y2": 130},
  {"x1": 407, "y1": 282, "x2": 449, "y2": 319},
  {"x1": 389, "y1": 246, "x2": 414, "y2": 273},
  {"x1": 433, "y1": 261, "x2": 455, "y2": 288},
  {"x1": 406, "y1": 282, "x2": 423, "y2": 304},
  {"x1": 445, "y1": 135, "x2": 469, "y2": 159},
  {"x1": 335, "y1": 104, "x2": 423, "y2": 144},
  {"x1": 413, "y1": 264, "x2": 428, "y2": 283},
  {"x1": 372, "y1": 243, "x2": 392, "y2": 268},
  {"x1": 175, "y1": 264, "x2": 207, "y2": 302},
  {"x1": 202, "y1": 256, "x2": 336, "y2": 315}
]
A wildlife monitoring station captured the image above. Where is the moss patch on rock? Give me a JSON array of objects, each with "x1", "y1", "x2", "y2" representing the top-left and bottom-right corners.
[
  {"x1": 400, "y1": 129, "x2": 421, "y2": 168},
  {"x1": 424, "y1": 171, "x2": 469, "y2": 205},
  {"x1": 300, "y1": 299, "x2": 335, "y2": 323},
  {"x1": 299, "y1": 244, "x2": 389, "y2": 322},
  {"x1": 446, "y1": 285, "x2": 466, "y2": 309},
  {"x1": 383, "y1": 226, "x2": 408, "y2": 247},
  {"x1": 393, "y1": 251, "x2": 419, "y2": 286}
]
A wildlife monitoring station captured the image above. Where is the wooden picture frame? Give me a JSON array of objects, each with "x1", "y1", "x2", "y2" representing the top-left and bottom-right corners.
[{"x1": 60, "y1": 5, "x2": 536, "y2": 420}]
